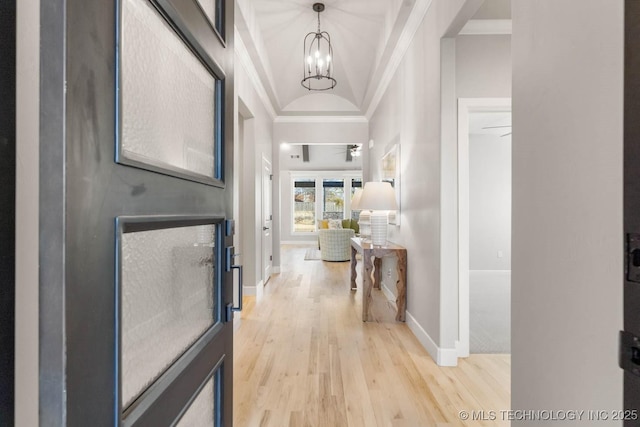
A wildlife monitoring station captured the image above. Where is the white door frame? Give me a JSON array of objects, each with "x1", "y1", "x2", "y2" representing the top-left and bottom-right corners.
[
  {"x1": 261, "y1": 156, "x2": 272, "y2": 287},
  {"x1": 457, "y1": 97, "x2": 511, "y2": 358}
]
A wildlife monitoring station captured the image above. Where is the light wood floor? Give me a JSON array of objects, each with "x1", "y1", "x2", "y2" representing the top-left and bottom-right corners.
[{"x1": 233, "y1": 245, "x2": 510, "y2": 427}]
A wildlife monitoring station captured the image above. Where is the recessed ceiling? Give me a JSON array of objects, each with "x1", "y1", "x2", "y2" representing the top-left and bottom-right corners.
[
  {"x1": 239, "y1": 0, "x2": 512, "y2": 117},
  {"x1": 243, "y1": 0, "x2": 403, "y2": 115}
]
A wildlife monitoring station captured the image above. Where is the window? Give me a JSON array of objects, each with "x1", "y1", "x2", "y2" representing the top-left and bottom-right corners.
[
  {"x1": 291, "y1": 172, "x2": 361, "y2": 234},
  {"x1": 323, "y1": 179, "x2": 344, "y2": 220},
  {"x1": 350, "y1": 178, "x2": 362, "y2": 221},
  {"x1": 293, "y1": 179, "x2": 316, "y2": 233}
]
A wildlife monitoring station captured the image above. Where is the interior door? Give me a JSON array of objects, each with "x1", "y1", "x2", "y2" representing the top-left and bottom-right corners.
[
  {"x1": 623, "y1": 0, "x2": 640, "y2": 421},
  {"x1": 262, "y1": 156, "x2": 273, "y2": 285},
  {"x1": 38, "y1": 0, "x2": 236, "y2": 425}
]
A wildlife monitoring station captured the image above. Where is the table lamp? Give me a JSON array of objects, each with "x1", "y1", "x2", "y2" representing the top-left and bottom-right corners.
[
  {"x1": 357, "y1": 181, "x2": 398, "y2": 246},
  {"x1": 350, "y1": 188, "x2": 370, "y2": 240}
]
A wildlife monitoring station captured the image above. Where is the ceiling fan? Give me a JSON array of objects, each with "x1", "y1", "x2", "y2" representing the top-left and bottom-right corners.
[
  {"x1": 482, "y1": 125, "x2": 512, "y2": 137},
  {"x1": 329, "y1": 144, "x2": 361, "y2": 161}
]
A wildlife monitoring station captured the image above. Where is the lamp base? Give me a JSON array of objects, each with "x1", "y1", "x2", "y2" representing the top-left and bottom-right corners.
[
  {"x1": 358, "y1": 210, "x2": 371, "y2": 240},
  {"x1": 370, "y1": 211, "x2": 388, "y2": 246}
]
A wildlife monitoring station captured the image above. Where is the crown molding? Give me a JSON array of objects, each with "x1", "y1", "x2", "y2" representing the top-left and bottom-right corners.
[
  {"x1": 234, "y1": 26, "x2": 277, "y2": 119},
  {"x1": 364, "y1": 0, "x2": 435, "y2": 120},
  {"x1": 459, "y1": 19, "x2": 512, "y2": 35},
  {"x1": 274, "y1": 116, "x2": 368, "y2": 124}
]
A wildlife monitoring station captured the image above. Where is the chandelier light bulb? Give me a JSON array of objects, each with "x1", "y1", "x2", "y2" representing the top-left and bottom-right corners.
[
  {"x1": 315, "y1": 50, "x2": 320, "y2": 58},
  {"x1": 326, "y1": 55, "x2": 331, "y2": 63},
  {"x1": 307, "y1": 56, "x2": 312, "y2": 65}
]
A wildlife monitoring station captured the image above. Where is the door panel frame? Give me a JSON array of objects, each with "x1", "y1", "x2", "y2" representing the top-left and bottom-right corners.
[
  {"x1": 115, "y1": 0, "x2": 226, "y2": 187},
  {"x1": 115, "y1": 215, "x2": 225, "y2": 423},
  {"x1": 38, "y1": 0, "x2": 235, "y2": 424},
  {"x1": 624, "y1": 0, "x2": 640, "y2": 417}
]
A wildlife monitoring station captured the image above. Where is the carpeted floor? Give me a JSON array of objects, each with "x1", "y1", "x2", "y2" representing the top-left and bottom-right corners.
[
  {"x1": 304, "y1": 249, "x2": 322, "y2": 260},
  {"x1": 469, "y1": 270, "x2": 511, "y2": 354}
]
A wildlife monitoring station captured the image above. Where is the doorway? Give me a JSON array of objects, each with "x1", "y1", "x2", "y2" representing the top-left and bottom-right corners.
[{"x1": 458, "y1": 98, "x2": 511, "y2": 357}]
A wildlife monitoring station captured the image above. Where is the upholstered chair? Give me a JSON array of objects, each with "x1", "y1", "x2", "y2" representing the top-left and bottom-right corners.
[{"x1": 318, "y1": 228, "x2": 355, "y2": 262}]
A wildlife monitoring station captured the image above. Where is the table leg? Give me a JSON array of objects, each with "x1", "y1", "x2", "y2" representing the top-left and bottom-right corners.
[
  {"x1": 395, "y1": 250, "x2": 407, "y2": 322},
  {"x1": 350, "y1": 246, "x2": 357, "y2": 290},
  {"x1": 363, "y1": 254, "x2": 374, "y2": 321},
  {"x1": 373, "y1": 257, "x2": 382, "y2": 290}
]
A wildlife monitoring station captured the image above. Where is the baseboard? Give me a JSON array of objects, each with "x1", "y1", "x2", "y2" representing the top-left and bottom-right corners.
[
  {"x1": 406, "y1": 310, "x2": 458, "y2": 367},
  {"x1": 455, "y1": 340, "x2": 469, "y2": 358},
  {"x1": 256, "y1": 280, "x2": 264, "y2": 302},
  {"x1": 233, "y1": 311, "x2": 242, "y2": 332},
  {"x1": 272, "y1": 266, "x2": 280, "y2": 274}
]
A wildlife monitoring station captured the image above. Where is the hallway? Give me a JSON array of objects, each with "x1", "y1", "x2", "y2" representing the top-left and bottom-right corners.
[{"x1": 233, "y1": 245, "x2": 510, "y2": 427}]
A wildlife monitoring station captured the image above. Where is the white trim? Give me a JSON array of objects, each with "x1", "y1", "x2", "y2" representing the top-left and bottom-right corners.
[
  {"x1": 459, "y1": 19, "x2": 512, "y2": 36},
  {"x1": 406, "y1": 311, "x2": 458, "y2": 367},
  {"x1": 233, "y1": 311, "x2": 242, "y2": 332},
  {"x1": 274, "y1": 115, "x2": 368, "y2": 124},
  {"x1": 272, "y1": 266, "x2": 280, "y2": 274},
  {"x1": 234, "y1": 27, "x2": 277, "y2": 119},
  {"x1": 365, "y1": 0, "x2": 435, "y2": 119},
  {"x1": 243, "y1": 279, "x2": 264, "y2": 297},
  {"x1": 457, "y1": 98, "x2": 511, "y2": 359},
  {"x1": 256, "y1": 279, "x2": 264, "y2": 302}
]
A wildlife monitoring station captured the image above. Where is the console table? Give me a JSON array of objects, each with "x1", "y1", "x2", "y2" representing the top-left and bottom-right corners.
[{"x1": 350, "y1": 237, "x2": 407, "y2": 322}]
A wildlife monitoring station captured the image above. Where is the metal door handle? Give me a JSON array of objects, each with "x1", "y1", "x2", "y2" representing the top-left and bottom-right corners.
[
  {"x1": 231, "y1": 264, "x2": 243, "y2": 312},
  {"x1": 225, "y1": 264, "x2": 243, "y2": 321},
  {"x1": 225, "y1": 246, "x2": 243, "y2": 321},
  {"x1": 263, "y1": 226, "x2": 270, "y2": 231}
]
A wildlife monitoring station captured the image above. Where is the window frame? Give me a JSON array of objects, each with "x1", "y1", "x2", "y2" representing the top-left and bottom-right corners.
[{"x1": 290, "y1": 171, "x2": 362, "y2": 236}]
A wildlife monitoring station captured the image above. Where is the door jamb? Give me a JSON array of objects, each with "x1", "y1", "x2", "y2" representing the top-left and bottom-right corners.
[{"x1": 457, "y1": 97, "x2": 511, "y2": 358}]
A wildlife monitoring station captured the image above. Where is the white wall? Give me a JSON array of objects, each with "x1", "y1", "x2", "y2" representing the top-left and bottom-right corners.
[
  {"x1": 273, "y1": 120, "x2": 368, "y2": 145},
  {"x1": 512, "y1": 0, "x2": 623, "y2": 420},
  {"x1": 469, "y1": 133, "x2": 511, "y2": 270},
  {"x1": 370, "y1": 0, "x2": 513, "y2": 364},
  {"x1": 456, "y1": 35, "x2": 511, "y2": 98},
  {"x1": 280, "y1": 144, "x2": 363, "y2": 171},
  {"x1": 235, "y1": 45, "x2": 274, "y2": 293},
  {"x1": 368, "y1": 0, "x2": 474, "y2": 364},
  {"x1": 15, "y1": 0, "x2": 39, "y2": 423}
]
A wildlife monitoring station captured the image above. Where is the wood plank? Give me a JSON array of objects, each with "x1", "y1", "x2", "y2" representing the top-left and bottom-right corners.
[{"x1": 234, "y1": 244, "x2": 511, "y2": 427}]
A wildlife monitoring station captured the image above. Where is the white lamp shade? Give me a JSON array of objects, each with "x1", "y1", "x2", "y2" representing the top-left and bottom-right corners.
[
  {"x1": 351, "y1": 188, "x2": 363, "y2": 210},
  {"x1": 358, "y1": 181, "x2": 398, "y2": 211}
]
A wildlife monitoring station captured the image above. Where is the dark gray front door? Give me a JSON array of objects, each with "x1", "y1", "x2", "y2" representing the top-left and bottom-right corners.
[
  {"x1": 39, "y1": 0, "x2": 236, "y2": 425},
  {"x1": 623, "y1": 1, "x2": 640, "y2": 423}
]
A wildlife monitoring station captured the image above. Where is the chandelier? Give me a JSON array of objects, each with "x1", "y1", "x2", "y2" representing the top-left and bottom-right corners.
[{"x1": 301, "y1": 3, "x2": 336, "y2": 91}]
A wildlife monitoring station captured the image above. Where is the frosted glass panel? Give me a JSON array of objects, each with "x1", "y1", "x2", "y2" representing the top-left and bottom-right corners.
[
  {"x1": 121, "y1": 224, "x2": 217, "y2": 408},
  {"x1": 121, "y1": 0, "x2": 216, "y2": 179},
  {"x1": 175, "y1": 374, "x2": 217, "y2": 427},
  {"x1": 196, "y1": 0, "x2": 216, "y2": 27}
]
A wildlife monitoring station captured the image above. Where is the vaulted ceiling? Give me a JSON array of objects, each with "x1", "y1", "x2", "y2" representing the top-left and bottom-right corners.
[
  {"x1": 249, "y1": 0, "x2": 401, "y2": 113},
  {"x1": 235, "y1": 0, "x2": 511, "y2": 117}
]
